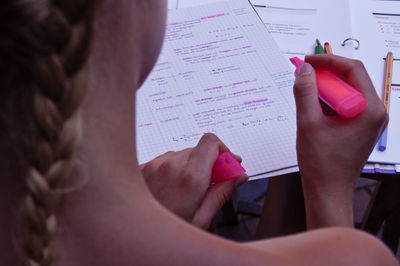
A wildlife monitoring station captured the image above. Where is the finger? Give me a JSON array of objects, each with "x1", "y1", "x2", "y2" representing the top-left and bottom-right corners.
[
  {"x1": 140, "y1": 149, "x2": 191, "y2": 177},
  {"x1": 139, "y1": 151, "x2": 173, "y2": 174},
  {"x1": 305, "y1": 55, "x2": 379, "y2": 101},
  {"x1": 293, "y1": 63, "x2": 323, "y2": 122},
  {"x1": 192, "y1": 174, "x2": 248, "y2": 229},
  {"x1": 195, "y1": 133, "x2": 240, "y2": 160},
  {"x1": 185, "y1": 133, "x2": 230, "y2": 183}
]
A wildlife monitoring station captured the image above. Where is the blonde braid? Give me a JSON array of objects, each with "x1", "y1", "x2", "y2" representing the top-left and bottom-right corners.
[{"x1": 0, "y1": 1, "x2": 97, "y2": 265}]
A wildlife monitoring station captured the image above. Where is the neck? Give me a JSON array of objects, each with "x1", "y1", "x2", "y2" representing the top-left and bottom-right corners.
[{"x1": 54, "y1": 26, "x2": 154, "y2": 264}]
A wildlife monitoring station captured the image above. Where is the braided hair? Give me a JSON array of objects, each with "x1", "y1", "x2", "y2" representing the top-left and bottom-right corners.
[{"x1": 0, "y1": 1, "x2": 98, "y2": 265}]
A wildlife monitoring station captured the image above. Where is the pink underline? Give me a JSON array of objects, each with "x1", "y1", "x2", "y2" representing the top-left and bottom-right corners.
[
  {"x1": 201, "y1": 13, "x2": 225, "y2": 20},
  {"x1": 244, "y1": 98, "x2": 268, "y2": 105},
  {"x1": 232, "y1": 80, "x2": 250, "y2": 86}
]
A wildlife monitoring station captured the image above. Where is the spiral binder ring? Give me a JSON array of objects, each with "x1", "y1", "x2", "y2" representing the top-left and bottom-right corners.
[{"x1": 341, "y1": 38, "x2": 360, "y2": 50}]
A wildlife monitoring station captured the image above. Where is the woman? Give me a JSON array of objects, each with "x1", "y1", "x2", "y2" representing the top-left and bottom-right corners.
[{"x1": 0, "y1": 0, "x2": 397, "y2": 265}]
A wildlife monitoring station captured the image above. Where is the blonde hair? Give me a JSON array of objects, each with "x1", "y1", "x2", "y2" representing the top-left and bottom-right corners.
[{"x1": 0, "y1": 1, "x2": 98, "y2": 265}]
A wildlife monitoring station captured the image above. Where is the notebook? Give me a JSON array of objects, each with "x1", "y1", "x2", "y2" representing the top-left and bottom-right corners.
[
  {"x1": 136, "y1": 0, "x2": 298, "y2": 179},
  {"x1": 252, "y1": 0, "x2": 400, "y2": 165},
  {"x1": 170, "y1": 0, "x2": 400, "y2": 173}
]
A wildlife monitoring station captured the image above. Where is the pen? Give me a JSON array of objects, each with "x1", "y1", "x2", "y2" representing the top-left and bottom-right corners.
[
  {"x1": 378, "y1": 51, "x2": 393, "y2": 152},
  {"x1": 324, "y1": 42, "x2": 333, "y2": 54},
  {"x1": 315, "y1": 39, "x2": 324, "y2": 54}
]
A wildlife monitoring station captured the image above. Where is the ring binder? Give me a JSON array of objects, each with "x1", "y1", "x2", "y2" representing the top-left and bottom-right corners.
[{"x1": 341, "y1": 37, "x2": 360, "y2": 50}]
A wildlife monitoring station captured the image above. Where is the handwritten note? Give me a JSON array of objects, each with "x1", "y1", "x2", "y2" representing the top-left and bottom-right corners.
[{"x1": 136, "y1": 0, "x2": 297, "y2": 178}]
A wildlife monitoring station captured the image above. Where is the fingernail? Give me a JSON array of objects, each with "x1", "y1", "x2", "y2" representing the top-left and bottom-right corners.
[{"x1": 297, "y1": 63, "x2": 313, "y2": 77}]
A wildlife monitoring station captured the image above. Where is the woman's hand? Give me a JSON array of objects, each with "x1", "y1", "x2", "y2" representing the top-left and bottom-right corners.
[
  {"x1": 140, "y1": 133, "x2": 248, "y2": 229},
  {"x1": 293, "y1": 55, "x2": 388, "y2": 229}
]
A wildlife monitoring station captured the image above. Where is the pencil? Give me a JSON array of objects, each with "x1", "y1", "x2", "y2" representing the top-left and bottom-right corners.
[
  {"x1": 378, "y1": 51, "x2": 393, "y2": 152},
  {"x1": 315, "y1": 39, "x2": 324, "y2": 54},
  {"x1": 324, "y1": 42, "x2": 333, "y2": 54}
]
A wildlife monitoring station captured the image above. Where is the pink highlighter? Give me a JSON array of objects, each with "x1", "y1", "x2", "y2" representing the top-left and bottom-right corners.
[
  {"x1": 290, "y1": 57, "x2": 366, "y2": 118},
  {"x1": 210, "y1": 152, "x2": 246, "y2": 184}
]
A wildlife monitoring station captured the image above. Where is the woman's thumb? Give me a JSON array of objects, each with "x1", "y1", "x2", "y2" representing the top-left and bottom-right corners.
[{"x1": 293, "y1": 63, "x2": 322, "y2": 120}]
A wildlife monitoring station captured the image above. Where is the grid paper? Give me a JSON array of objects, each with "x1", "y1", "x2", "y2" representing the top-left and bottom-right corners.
[{"x1": 136, "y1": 0, "x2": 298, "y2": 178}]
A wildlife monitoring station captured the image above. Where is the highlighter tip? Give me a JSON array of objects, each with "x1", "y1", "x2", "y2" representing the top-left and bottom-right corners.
[
  {"x1": 289, "y1": 57, "x2": 303, "y2": 66},
  {"x1": 289, "y1": 57, "x2": 305, "y2": 76}
]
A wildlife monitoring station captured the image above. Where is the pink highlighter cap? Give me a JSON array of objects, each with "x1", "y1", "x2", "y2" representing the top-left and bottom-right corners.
[
  {"x1": 290, "y1": 57, "x2": 366, "y2": 118},
  {"x1": 210, "y1": 152, "x2": 246, "y2": 184},
  {"x1": 290, "y1": 57, "x2": 305, "y2": 76}
]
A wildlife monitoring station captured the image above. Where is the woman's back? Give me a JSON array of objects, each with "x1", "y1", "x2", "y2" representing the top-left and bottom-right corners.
[{"x1": 0, "y1": 1, "x2": 397, "y2": 265}]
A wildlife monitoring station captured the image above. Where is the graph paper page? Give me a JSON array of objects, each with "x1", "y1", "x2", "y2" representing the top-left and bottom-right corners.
[{"x1": 136, "y1": 0, "x2": 297, "y2": 178}]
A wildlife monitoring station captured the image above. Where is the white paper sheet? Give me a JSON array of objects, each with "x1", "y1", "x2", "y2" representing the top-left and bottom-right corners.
[
  {"x1": 163, "y1": 0, "x2": 400, "y2": 171},
  {"x1": 137, "y1": 0, "x2": 298, "y2": 178},
  {"x1": 351, "y1": 0, "x2": 400, "y2": 163},
  {"x1": 253, "y1": 0, "x2": 355, "y2": 60}
]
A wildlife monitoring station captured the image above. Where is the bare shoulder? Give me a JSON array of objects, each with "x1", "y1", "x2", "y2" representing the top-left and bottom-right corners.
[{"x1": 245, "y1": 227, "x2": 399, "y2": 266}]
